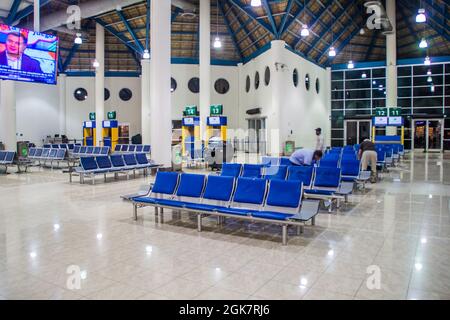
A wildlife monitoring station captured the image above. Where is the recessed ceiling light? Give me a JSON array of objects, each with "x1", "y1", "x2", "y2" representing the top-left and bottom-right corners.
[
  {"x1": 416, "y1": 8, "x2": 426, "y2": 23},
  {"x1": 301, "y1": 24, "x2": 309, "y2": 37}
]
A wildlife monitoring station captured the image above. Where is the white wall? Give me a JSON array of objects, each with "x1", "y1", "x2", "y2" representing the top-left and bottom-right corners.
[
  {"x1": 237, "y1": 41, "x2": 330, "y2": 153},
  {"x1": 15, "y1": 81, "x2": 60, "y2": 144}
]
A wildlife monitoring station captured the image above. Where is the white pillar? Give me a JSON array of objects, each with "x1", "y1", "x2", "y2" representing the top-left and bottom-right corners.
[
  {"x1": 95, "y1": 23, "x2": 105, "y2": 146},
  {"x1": 386, "y1": 0, "x2": 397, "y2": 136},
  {"x1": 150, "y1": 0, "x2": 172, "y2": 167},
  {"x1": 58, "y1": 74, "x2": 67, "y2": 135},
  {"x1": 270, "y1": 40, "x2": 284, "y2": 156},
  {"x1": 0, "y1": 81, "x2": 16, "y2": 150},
  {"x1": 34, "y1": 0, "x2": 40, "y2": 31},
  {"x1": 199, "y1": 0, "x2": 211, "y2": 142},
  {"x1": 325, "y1": 67, "x2": 332, "y2": 147},
  {"x1": 141, "y1": 59, "x2": 151, "y2": 145}
]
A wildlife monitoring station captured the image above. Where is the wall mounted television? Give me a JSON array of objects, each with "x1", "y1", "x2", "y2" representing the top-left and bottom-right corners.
[{"x1": 0, "y1": 24, "x2": 58, "y2": 85}]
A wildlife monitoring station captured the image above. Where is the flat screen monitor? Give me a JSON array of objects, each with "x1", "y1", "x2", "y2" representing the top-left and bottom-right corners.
[{"x1": 0, "y1": 24, "x2": 58, "y2": 85}]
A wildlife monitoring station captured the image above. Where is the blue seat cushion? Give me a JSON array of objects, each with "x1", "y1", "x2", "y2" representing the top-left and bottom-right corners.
[
  {"x1": 216, "y1": 207, "x2": 252, "y2": 216},
  {"x1": 251, "y1": 211, "x2": 294, "y2": 221},
  {"x1": 266, "y1": 180, "x2": 302, "y2": 208},
  {"x1": 304, "y1": 189, "x2": 334, "y2": 196},
  {"x1": 203, "y1": 175, "x2": 234, "y2": 201},
  {"x1": 176, "y1": 173, "x2": 205, "y2": 197},
  {"x1": 233, "y1": 177, "x2": 266, "y2": 205},
  {"x1": 152, "y1": 171, "x2": 179, "y2": 194},
  {"x1": 154, "y1": 199, "x2": 188, "y2": 208},
  {"x1": 132, "y1": 196, "x2": 159, "y2": 204},
  {"x1": 184, "y1": 203, "x2": 223, "y2": 212}
]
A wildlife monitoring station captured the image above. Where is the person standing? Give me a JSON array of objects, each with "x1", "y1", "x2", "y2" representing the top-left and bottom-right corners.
[
  {"x1": 358, "y1": 138, "x2": 378, "y2": 183},
  {"x1": 315, "y1": 128, "x2": 324, "y2": 152}
]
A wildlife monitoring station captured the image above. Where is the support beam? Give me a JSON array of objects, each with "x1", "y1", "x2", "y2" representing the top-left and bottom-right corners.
[
  {"x1": 279, "y1": 0, "x2": 305, "y2": 38},
  {"x1": 172, "y1": 7, "x2": 182, "y2": 22},
  {"x1": 278, "y1": 0, "x2": 294, "y2": 37},
  {"x1": 11, "y1": 0, "x2": 50, "y2": 25},
  {"x1": 95, "y1": 22, "x2": 105, "y2": 147},
  {"x1": 95, "y1": 18, "x2": 142, "y2": 54},
  {"x1": 116, "y1": 10, "x2": 144, "y2": 52},
  {"x1": 228, "y1": 0, "x2": 275, "y2": 36},
  {"x1": 62, "y1": 43, "x2": 80, "y2": 71},
  {"x1": 199, "y1": 0, "x2": 211, "y2": 143},
  {"x1": 145, "y1": 0, "x2": 150, "y2": 50},
  {"x1": 6, "y1": 0, "x2": 22, "y2": 25},
  {"x1": 218, "y1": 0, "x2": 243, "y2": 61},
  {"x1": 262, "y1": 0, "x2": 278, "y2": 37},
  {"x1": 228, "y1": 3, "x2": 260, "y2": 51}
]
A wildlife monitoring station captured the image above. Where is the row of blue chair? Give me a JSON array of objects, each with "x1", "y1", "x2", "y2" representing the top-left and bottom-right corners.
[
  {"x1": 71, "y1": 146, "x2": 110, "y2": 157},
  {"x1": 28, "y1": 148, "x2": 66, "y2": 165},
  {"x1": 220, "y1": 163, "x2": 355, "y2": 211},
  {"x1": 71, "y1": 153, "x2": 159, "y2": 184},
  {"x1": 114, "y1": 144, "x2": 151, "y2": 154},
  {"x1": 43, "y1": 144, "x2": 80, "y2": 150},
  {"x1": 132, "y1": 172, "x2": 321, "y2": 245},
  {"x1": 0, "y1": 151, "x2": 16, "y2": 173}
]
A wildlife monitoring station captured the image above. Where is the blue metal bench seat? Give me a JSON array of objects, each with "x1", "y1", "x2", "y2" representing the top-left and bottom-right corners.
[{"x1": 131, "y1": 173, "x2": 320, "y2": 245}]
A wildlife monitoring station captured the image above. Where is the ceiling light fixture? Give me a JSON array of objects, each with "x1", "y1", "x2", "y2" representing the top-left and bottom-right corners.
[
  {"x1": 213, "y1": 0, "x2": 222, "y2": 49},
  {"x1": 427, "y1": 69, "x2": 431, "y2": 75},
  {"x1": 424, "y1": 56, "x2": 431, "y2": 65},
  {"x1": 347, "y1": 60, "x2": 354, "y2": 69},
  {"x1": 361, "y1": 72, "x2": 367, "y2": 78},
  {"x1": 416, "y1": 8, "x2": 426, "y2": 23},
  {"x1": 74, "y1": 33, "x2": 82, "y2": 45},
  {"x1": 427, "y1": 76, "x2": 432, "y2": 82},
  {"x1": 419, "y1": 38, "x2": 428, "y2": 48},
  {"x1": 93, "y1": 59, "x2": 100, "y2": 68},
  {"x1": 301, "y1": 24, "x2": 309, "y2": 37},
  {"x1": 142, "y1": 49, "x2": 150, "y2": 59},
  {"x1": 328, "y1": 46, "x2": 336, "y2": 57},
  {"x1": 251, "y1": 0, "x2": 261, "y2": 6}
]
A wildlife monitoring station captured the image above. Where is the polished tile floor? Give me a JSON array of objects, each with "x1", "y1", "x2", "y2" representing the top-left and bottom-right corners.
[{"x1": 0, "y1": 152, "x2": 450, "y2": 300}]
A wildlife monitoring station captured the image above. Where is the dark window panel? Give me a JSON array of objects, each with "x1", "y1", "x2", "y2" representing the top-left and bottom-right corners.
[
  {"x1": 345, "y1": 100, "x2": 371, "y2": 109},
  {"x1": 372, "y1": 99, "x2": 386, "y2": 108},
  {"x1": 331, "y1": 81, "x2": 343, "y2": 90},
  {"x1": 398, "y1": 66, "x2": 411, "y2": 77},
  {"x1": 446, "y1": 64, "x2": 450, "y2": 74},
  {"x1": 400, "y1": 107, "x2": 412, "y2": 115},
  {"x1": 413, "y1": 64, "x2": 443, "y2": 75},
  {"x1": 445, "y1": 86, "x2": 450, "y2": 96},
  {"x1": 413, "y1": 97, "x2": 444, "y2": 108},
  {"x1": 398, "y1": 98, "x2": 412, "y2": 108},
  {"x1": 413, "y1": 85, "x2": 443, "y2": 97},
  {"x1": 398, "y1": 88, "x2": 411, "y2": 97},
  {"x1": 413, "y1": 107, "x2": 444, "y2": 115},
  {"x1": 444, "y1": 130, "x2": 450, "y2": 140},
  {"x1": 371, "y1": 78, "x2": 385, "y2": 87},
  {"x1": 332, "y1": 100, "x2": 344, "y2": 109},
  {"x1": 345, "y1": 109, "x2": 372, "y2": 116},
  {"x1": 443, "y1": 140, "x2": 450, "y2": 151},
  {"x1": 372, "y1": 89, "x2": 386, "y2": 98},
  {"x1": 372, "y1": 68, "x2": 386, "y2": 77},
  {"x1": 332, "y1": 90, "x2": 344, "y2": 100},
  {"x1": 404, "y1": 140, "x2": 411, "y2": 150},
  {"x1": 413, "y1": 76, "x2": 443, "y2": 86},
  {"x1": 345, "y1": 69, "x2": 370, "y2": 80},
  {"x1": 331, "y1": 130, "x2": 344, "y2": 139},
  {"x1": 398, "y1": 77, "x2": 412, "y2": 87},
  {"x1": 331, "y1": 71, "x2": 344, "y2": 81},
  {"x1": 444, "y1": 118, "x2": 450, "y2": 127},
  {"x1": 331, "y1": 139, "x2": 344, "y2": 147},
  {"x1": 345, "y1": 80, "x2": 371, "y2": 89},
  {"x1": 346, "y1": 90, "x2": 371, "y2": 99}
]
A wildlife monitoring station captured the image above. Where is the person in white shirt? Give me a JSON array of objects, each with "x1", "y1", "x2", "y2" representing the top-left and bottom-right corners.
[
  {"x1": 315, "y1": 128, "x2": 324, "y2": 151},
  {"x1": 289, "y1": 149, "x2": 323, "y2": 166}
]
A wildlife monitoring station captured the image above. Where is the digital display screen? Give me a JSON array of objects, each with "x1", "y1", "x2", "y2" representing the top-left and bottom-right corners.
[
  {"x1": 208, "y1": 117, "x2": 221, "y2": 125},
  {"x1": 0, "y1": 24, "x2": 58, "y2": 85},
  {"x1": 388, "y1": 116, "x2": 403, "y2": 126},
  {"x1": 373, "y1": 116, "x2": 388, "y2": 126}
]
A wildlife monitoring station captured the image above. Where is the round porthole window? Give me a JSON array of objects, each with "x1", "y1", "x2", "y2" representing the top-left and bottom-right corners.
[
  {"x1": 264, "y1": 66, "x2": 270, "y2": 86},
  {"x1": 119, "y1": 88, "x2": 133, "y2": 101},
  {"x1": 315, "y1": 78, "x2": 320, "y2": 94},
  {"x1": 245, "y1": 75, "x2": 251, "y2": 92},
  {"x1": 74, "y1": 88, "x2": 88, "y2": 101},
  {"x1": 293, "y1": 69, "x2": 299, "y2": 87},
  {"x1": 171, "y1": 77, "x2": 177, "y2": 92},
  {"x1": 214, "y1": 78, "x2": 230, "y2": 94},
  {"x1": 104, "y1": 88, "x2": 110, "y2": 101},
  {"x1": 305, "y1": 74, "x2": 310, "y2": 91},
  {"x1": 254, "y1": 71, "x2": 260, "y2": 90},
  {"x1": 188, "y1": 77, "x2": 200, "y2": 93}
]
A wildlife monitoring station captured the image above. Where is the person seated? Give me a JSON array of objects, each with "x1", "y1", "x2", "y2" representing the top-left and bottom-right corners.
[{"x1": 289, "y1": 149, "x2": 323, "y2": 166}]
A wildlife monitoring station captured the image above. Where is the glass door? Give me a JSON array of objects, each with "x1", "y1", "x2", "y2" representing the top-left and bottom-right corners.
[
  {"x1": 345, "y1": 120, "x2": 372, "y2": 145},
  {"x1": 413, "y1": 119, "x2": 443, "y2": 152}
]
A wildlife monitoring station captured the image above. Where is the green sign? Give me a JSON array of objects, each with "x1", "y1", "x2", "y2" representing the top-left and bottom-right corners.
[
  {"x1": 210, "y1": 104, "x2": 223, "y2": 116},
  {"x1": 389, "y1": 107, "x2": 401, "y2": 117},
  {"x1": 185, "y1": 106, "x2": 197, "y2": 116},
  {"x1": 374, "y1": 108, "x2": 388, "y2": 117},
  {"x1": 107, "y1": 111, "x2": 117, "y2": 120},
  {"x1": 89, "y1": 112, "x2": 96, "y2": 121}
]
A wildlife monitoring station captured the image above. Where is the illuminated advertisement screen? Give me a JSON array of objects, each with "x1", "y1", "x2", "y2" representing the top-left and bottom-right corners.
[{"x1": 0, "y1": 24, "x2": 58, "y2": 85}]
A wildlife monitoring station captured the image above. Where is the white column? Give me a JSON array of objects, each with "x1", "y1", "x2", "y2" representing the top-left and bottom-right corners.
[
  {"x1": 95, "y1": 23, "x2": 105, "y2": 146},
  {"x1": 199, "y1": 0, "x2": 211, "y2": 142},
  {"x1": 150, "y1": 0, "x2": 172, "y2": 167},
  {"x1": 58, "y1": 74, "x2": 67, "y2": 135},
  {"x1": 325, "y1": 67, "x2": 332, "y2": 147},
  {"x1": 386, "y1": 0, "x2": 397, "y2": 135},
  {"x1": 270, "y1": 40, "x2": 284, "y2": 156},
  {"x1": 141, "y1": 59, "x2": 151, "y2": 145},
  {"x1": 34, "y1": 0, "x2": 40, "y2": 31},
  {"x1": 0, "y1": 81, "x2": 16, "y2": 150}
]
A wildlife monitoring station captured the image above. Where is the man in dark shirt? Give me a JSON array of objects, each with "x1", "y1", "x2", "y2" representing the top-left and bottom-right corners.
[{"x1": 358, "y1": 139, "x2": 377, "y2": 183}]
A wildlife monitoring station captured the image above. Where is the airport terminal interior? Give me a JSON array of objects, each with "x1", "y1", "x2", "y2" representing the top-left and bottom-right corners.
[{"x1": 0, "y1": 0, "x2": 449, "y2": 301}]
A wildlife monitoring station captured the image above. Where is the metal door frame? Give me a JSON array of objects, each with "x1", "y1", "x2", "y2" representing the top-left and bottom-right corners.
[
  {"x1": 412, "y1": 118, "x2": 444, "y2": 152},
  {"x1": 344, "y1": 119, "x2": 372, "y2": 145}
]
